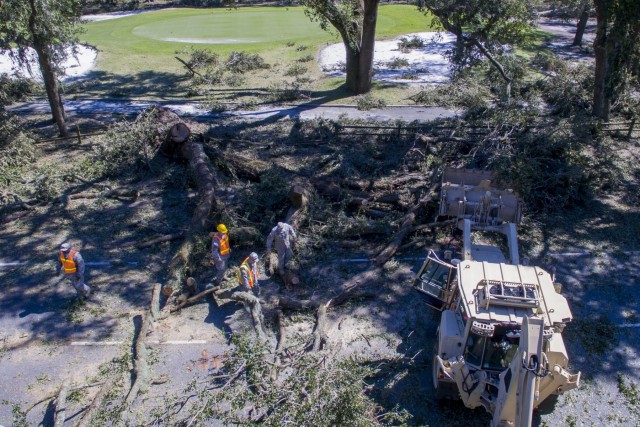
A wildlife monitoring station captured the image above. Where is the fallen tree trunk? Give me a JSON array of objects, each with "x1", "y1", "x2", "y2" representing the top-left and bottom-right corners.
[
  {"x1": 170, "y1": 284, "x2": 221, "y2": 313},
  {"x1": 125, "y1": 314, "x2": 151, "y2": 405},
  {"x1": 374, "y1": 182, "x2": 440, "y2": 265},
  {"x1": 158, "y1": 115, "x2": 218, "y2": 296},
  {"x1": 67, "y1": 188, "x2": 140, "y2": 201},
  {"x1": 53, "y1": 380, "x2": 70, "y2": 427},
  {"x1": 270, "y1": 310, "x2": 287, "y2": 381},
  {"x1": 74, "y1": 377, "x2": 117, "y2": 427},
  {"x1": 230, "y1": 291, "x2": 267, "y2": 342}
]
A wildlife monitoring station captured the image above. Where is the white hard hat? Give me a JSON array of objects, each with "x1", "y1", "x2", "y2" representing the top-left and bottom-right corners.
[
  {"x1": 60, "y1": 243, "x2": 71, "y2": 252},
  {"x1": 249, "y1": 252, "x2": 259, "y2": 261}
]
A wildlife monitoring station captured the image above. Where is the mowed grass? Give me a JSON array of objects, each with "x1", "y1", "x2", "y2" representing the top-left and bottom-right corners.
[{"x1": 77, "y1": 6, "x2": 434, "y2": 102}]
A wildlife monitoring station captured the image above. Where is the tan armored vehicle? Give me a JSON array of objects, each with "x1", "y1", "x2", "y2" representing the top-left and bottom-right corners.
[{"x1": 414, "y1": 168, "x2": 580, "y2": 427}]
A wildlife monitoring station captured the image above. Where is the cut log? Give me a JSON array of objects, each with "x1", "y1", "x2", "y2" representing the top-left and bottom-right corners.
[
  {"x1": 285, "y1": 183, "x2": 309, "y2": 231},
  {"x1": 150, "y1": 283, "x2": 162, "y2": 322},
  {"x1": 374, "y1": 192, "x2": 401, "y2": 205},
  {"x1": 364, "y1": 208, "x2": 389, "y2": 219},
  {"x1": 269, "y1": 310, "x2": 286, "y2": 381}
]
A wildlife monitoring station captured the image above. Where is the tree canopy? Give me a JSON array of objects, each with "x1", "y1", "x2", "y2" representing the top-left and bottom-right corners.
[{"x1": 0, "y1": 0, "x2": 83, "y2": 136}]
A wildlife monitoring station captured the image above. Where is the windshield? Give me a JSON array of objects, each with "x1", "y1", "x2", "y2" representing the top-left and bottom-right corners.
[{"x1": 464, "y1": 325, "x2": 520, "y2": 370}]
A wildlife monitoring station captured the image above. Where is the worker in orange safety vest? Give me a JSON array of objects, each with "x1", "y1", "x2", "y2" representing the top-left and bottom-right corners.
[
  {"x1": 56, "y1": 242, "x2": 91, "y2": 298},
  {"x1": 237, "y1": 252, "x2": 260, "y2": 296},
  {"x1": 211, "y1": 223, "x2": 231, "y2": 283}
]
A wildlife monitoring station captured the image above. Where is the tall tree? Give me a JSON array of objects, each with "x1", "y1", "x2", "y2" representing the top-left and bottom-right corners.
[
  {"x1": 592, "y1": 0, "x2": 640, "y2": 120},
  {"x1": 0, "y1": 0, "x2": 82, "y2": 137},
  {"x1": 420, "y1": 0, "x2": 538, "y2": 102},
  {"x1": 302, "y1": 0, "x2": 380, "y2": 94},
  {"x1": 546, "y1": 0, "x2": 593, "y2": 46}
]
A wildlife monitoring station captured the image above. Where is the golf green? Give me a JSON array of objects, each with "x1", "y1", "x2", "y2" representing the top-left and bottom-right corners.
[{"x1": 80, "y1": 6, "x2": 431, "y2": 75}]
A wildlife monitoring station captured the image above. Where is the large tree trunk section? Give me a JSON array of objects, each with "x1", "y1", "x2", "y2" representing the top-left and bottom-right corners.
[
  {"x1": 28, "y1": 0, "x2": 69, "y2": 137},
  {"x1": 159, "y1": 117, "x2": 218, "y2": 296},
  {"x1": 343, "y1": 0, "x2": 380, "y2": 94},
  {"x1": 285, "y1": 183, "x2": 309, "y2": 230}
]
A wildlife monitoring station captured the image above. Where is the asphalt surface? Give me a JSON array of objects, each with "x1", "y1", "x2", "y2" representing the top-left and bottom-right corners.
[{"x1": 8, "y1": 99, "x2": 460, "y2": 124}]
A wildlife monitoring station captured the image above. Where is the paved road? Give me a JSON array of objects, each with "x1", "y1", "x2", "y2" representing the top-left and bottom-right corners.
[{"x1": 8, "y1": 99, "x2": 459, "y2": 123}]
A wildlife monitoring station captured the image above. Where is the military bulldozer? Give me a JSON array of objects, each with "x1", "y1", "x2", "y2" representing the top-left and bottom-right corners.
[{"x1": 414, "y1": 168, "x2": 580, "y2": 427}]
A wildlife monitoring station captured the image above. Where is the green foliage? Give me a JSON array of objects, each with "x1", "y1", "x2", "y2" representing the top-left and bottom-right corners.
[
  {"x1": 0, "y1": 75, "x2": 37, "y2": 109},
  {"x1": 0, "y1": 111, "x2": 36, "y2": 193},
  {"x1": 397, "y1": 35, "x2": 425, "y2": 51},
  {"x1": 356, "y1": 94, "x2": 387, "y2": 111},
  {"x1": 284, "y1": 63, "x2": 308, "y2": 77},
  {"x1": 87, "y1": 107, "x2": 162, "y2": 179},
  {"x1": 0, "y1": 0, "x2": 83, "y2": 68},
  {"x1": 297, "y1": 54, "x2": 315, "y2": 63},
  {"x1": 188, "y1": 333, "x2": 410, "y2": 426},
  {"x1": 225, "y1": 51, "x2": 270, "y2": 74},
  {"x1": 386, "y1": 56, "x2": 410, "y2": 69},
  {"x1": 265, "y1": 81, "x2": 306, "y2": 103}
]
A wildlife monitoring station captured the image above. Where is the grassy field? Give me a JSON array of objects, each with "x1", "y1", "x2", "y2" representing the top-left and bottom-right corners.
[{"x1": 77, "y1": 5, "x2": 434, "y2": 103}]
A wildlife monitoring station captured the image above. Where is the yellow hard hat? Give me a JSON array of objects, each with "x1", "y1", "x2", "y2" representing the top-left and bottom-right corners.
[{"x1": 217, "y1": 223, "x2": 228, "y2": 233}]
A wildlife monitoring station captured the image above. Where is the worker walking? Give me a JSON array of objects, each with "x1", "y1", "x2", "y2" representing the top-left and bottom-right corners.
[
  {"x1": 266, "y1": 222, "x2": 297, "y2": 277},
  {"x1": 56, "y1": 242, "x2": 91, "y2": 298},
  {"x1": 237, "y1": 252, "x2": 260, "y2": 297},
  {"x1": 211, "y1": 223, "x2": 231, "y2": 283}
]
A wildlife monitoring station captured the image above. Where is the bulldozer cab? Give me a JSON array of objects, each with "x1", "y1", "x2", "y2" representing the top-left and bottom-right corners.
[{"x1": 414, "y1": 250, "x2": 458, "y2": 310}]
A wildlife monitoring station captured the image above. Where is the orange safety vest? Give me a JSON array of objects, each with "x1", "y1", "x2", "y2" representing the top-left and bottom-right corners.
[
  {"x1": 59, "y1": 250, "x2": 77, "y2": 274},
  {"x1": 214, "y1": 233, "x2": 230, "y2": 255},
  {"x1": 237, "y1": 258, "x2": 256, "y2": 288}
]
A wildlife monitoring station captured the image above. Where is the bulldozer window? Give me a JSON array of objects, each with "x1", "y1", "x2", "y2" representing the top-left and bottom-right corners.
[{"x1": 464, "y1": 331, "x2": 486, "y2": 367}]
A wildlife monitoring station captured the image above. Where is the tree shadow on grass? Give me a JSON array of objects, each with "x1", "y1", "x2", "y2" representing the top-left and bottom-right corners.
[{"x1": 66, "y1": 70, "x2": 191, "y2": 101}]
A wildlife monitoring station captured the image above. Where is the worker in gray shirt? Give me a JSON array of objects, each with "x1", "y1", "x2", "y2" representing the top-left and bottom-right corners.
[
  {"x1": 237, "y1": 252, "x2": 260, "y2": 296},
  {"x1": 56, "y1": 242, "x2": 91, "y2": 298},
  {"x1": 266, "y1": 222, "x2": 297, "y2": 277}
]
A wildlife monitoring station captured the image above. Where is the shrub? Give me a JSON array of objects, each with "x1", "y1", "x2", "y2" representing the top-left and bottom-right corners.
[
  {"x1": 225, "y1": 51, "x2": 270, "y2": 74},
  {"x1": 296, "y1": 45, "x2": 308, "y2": 51},
  {"x1": 0, "y1": 111, "x2": 36, "y2": 192},
  {"x1": 265, "y1": 81, "x2": 305, "y2": 103},
  {"x1": 386, "y1": 57, "x2": 409, "y2": 69},
  {"x1": 284, "y1": 64, "x2": 308, "y2": 77},
  {"x1": 356, "y1": 95, "x2": 387, "y2": 111},
  {"x1": 397, "y1": 35, "x2": 425, "y2": 52},
  {"x1": 297, "y1": 54, "x2": 314, "y2": 63}
]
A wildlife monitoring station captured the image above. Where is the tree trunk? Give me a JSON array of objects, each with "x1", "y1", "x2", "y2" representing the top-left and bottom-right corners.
[
  {"x1": 160, "y1": 119, "x2": 218, "y2": 295},
  {"x1": 593, "y1": 0, "x2": 610, "y2": 120},
  {"x1": 344, "y1": 0, "x2": 379, "y2": 94},
  {"x1": 28, "y1": 0, "x2": 69, "y2": 137},
  {"x1": 573, "y1": 2, "x2": 590, "y2": 46}
]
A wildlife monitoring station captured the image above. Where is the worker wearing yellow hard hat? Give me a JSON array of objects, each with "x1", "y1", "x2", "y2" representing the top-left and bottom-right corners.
[{"x1": 211, "y1": 223, "x2": 231, "y2": 283}]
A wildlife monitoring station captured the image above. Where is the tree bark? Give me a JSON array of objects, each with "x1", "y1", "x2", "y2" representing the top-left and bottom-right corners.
[
  {"x1": 160, "y1": 119, "x2": 218, "y2": 295},
  {"x1": 593, "y1": 0, "x2": 611, "y2": 120},
  {"x1": 374, "y1": 186, "x2": 438, "y2": 265},
  {"x1": 27, "y1": 0, "x2": 69, "y2": 138},
  {"x1": 573, "y1": 1, "x2": 590, "y2": 46},
  {"x1": 230, "y1": 292, "x2": 267, "y2": 342},
  {"x1": 343, "y1": 0, "x2": 380, "y2": 94},
  {"x1": 311, "y1": 303, "x2": 328, "y2": 351},
  {"x1": 53, "y1": 380, "x2": 70, "y2": 427}
]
